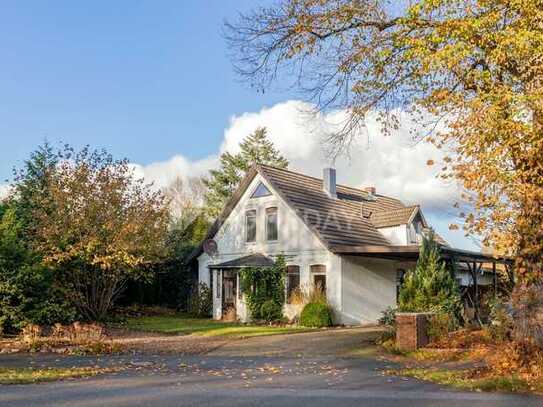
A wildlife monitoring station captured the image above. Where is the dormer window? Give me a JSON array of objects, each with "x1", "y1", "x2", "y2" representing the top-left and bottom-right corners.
[
  {"x1": 266, "y1": 207, "x2": 278, "y2": 241},
  {"x1": 251, "y1": 182, "x2": 272, "y2": 198},
  {"x1": 246, "y1": 210, "x2": 257, "y2": 243}
]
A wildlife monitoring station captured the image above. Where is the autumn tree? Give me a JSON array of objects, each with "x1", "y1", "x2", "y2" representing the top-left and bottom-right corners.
[
  {"x1": 204, "y1": 127, "x2": 288, "y2": 217},
  {"x1": 33, "y1": 146, "x2": 170, "y2": 320},
  {"x1": 225, "y1": 0, "x2": 543, "y2": 344}
]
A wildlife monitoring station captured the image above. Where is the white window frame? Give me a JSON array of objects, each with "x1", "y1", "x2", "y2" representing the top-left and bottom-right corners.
[
  {"x1": 265, "y1": 207, "x2": 278, "y2": 242},
  {"x1": 245, "y1": 209, "x2": 257, "y2": 243}
]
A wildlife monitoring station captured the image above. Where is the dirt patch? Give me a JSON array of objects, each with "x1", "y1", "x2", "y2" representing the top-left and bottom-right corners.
[
  {"x1": 109, "y1": 330, "x2": 230, "y2": 355},
  {"x1": 0, "y1": 328, "x2": 231, "y2": 356},
  {"x1": 209, "y1": 326, "x2": 383, "y2": 358}
]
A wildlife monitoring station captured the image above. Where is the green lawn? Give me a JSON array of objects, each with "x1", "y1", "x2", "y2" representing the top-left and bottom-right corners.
[
  {"x1": 0, "y1": 367, "x2": 114, "y2": 385},
  {"x1": 390, "y1": 368, "x2": 542, "y2": 394},
  {"x1": 119, "y1": 315, "x2": 313, "y2": 338}
]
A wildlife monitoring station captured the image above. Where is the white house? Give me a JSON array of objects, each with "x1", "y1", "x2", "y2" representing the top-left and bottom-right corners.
[{"x1": 189, "y1": 164, "x2": 504, "y2": 325}]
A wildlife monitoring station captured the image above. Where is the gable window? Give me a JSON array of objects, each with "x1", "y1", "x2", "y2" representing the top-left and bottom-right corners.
[
  {"x1": 310, "y1": 264, "x2": 327, "y2": 297},
  {"x1": 246, "y1": 210, "x2": 257, "y2": 242},
  {"x1": 266, "y1": 207, "x2": 278, "y2": 241},
  {"x1": 286, "y1": 265, "x2": 300, "y2": 303},
  {"x1": 251, "y1": 182, "x2": 272, "y2": 198}
]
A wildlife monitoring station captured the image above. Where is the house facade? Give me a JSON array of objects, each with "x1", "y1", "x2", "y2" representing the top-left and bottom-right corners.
[{"x1": 191, "y1": 164, "x2": 502, "y2": 325}]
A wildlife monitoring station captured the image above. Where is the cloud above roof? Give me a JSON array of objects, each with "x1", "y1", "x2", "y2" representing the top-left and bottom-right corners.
[
  {"x1": 135, "y1": 100, "x2": 457, "y2": 209},
  {"x1": 220, "y1": 100, "x2": 456, "y2": 211},
  {"x1": 131, "y1": 99, "x2": 474, "y2": 249}
]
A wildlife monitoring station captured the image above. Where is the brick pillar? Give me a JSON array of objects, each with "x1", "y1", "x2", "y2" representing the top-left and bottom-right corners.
[{"x1": 396, "y1": 312, "x2": 433, "y2": 352}]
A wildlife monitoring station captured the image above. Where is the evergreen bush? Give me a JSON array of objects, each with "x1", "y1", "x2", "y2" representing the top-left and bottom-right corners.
[
  {"x1": 300, "y1": 302, "x2": 333, "y2": 328},
  {"x1": 260, "y1": 299, "x2": 283, "y2": 322},
  {"x1": 398, "y1": 230, "x2": 462, "y2": 329}
]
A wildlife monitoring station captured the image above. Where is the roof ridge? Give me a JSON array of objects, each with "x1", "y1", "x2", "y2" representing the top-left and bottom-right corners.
[{"x1": 257, "y1": 164, "x2": 404, "y2": 204}]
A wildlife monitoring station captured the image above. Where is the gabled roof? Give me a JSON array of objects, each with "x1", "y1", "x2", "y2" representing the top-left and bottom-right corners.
[
  {"x1": 258, "y1": 165, "x2": 392, "y2": 247},
  {"x1": 187, "y1": 164, "x2": 435, "y2": 263},
  {"x1": 370, "y1": 205, "x2": 421, "y2": 228}
]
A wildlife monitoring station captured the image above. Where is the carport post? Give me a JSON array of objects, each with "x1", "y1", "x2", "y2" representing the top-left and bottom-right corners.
[{"x1": 493, "y1": 261, "x2": 497, "y2": 298}]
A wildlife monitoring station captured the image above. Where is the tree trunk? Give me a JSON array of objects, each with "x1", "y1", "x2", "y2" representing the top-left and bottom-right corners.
[{"x1": 511, "y1": 101, "x2": 543, "y2": 348}]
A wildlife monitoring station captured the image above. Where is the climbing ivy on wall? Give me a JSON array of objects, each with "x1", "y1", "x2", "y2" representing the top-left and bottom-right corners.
[{"x1": 239, "y1": 255, "x2": 286, "y2": 320}]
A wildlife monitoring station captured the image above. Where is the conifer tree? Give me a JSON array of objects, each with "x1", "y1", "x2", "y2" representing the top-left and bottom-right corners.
[
  {"x1": 204, "y1": 127, "x2": 288, "y2": 218},
  {"x1": 398, "y1": 230, "x2": 462, "y2": 322}
]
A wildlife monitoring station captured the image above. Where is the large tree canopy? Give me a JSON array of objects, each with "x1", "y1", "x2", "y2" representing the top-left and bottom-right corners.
[
  {"x1": 225, "y1": 0, "x2": 543, "y2": 285},
  {"x1": 32, "y1": 146, "x2": 170, "y2": 320}
]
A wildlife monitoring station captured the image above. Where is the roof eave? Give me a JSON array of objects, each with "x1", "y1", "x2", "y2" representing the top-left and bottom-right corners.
[
  {"x1": 331, "y1": 244, "x2": 511, "y2": 264},
  {"x1": 184, "y1": 165, "x2": 260, "y2": 264}
]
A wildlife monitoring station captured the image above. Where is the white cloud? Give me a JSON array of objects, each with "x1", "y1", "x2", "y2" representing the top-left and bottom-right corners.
[
  {"x1": 132, "y1": 99, "x2": 475, "y2": 249},
  {"x1": 0, "y1": 184, "x2": 11, "y2": 201},
  {"x1": 221, "y1": 100, "x2": 456, "y2": 211},
  {"x1": 130, "y1": 155, "x2": 218, "y2": 190}
]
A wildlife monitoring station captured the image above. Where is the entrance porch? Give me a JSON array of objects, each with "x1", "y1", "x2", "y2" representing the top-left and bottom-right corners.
[{"x1": 209, "y1": 254, "x2": 275, "y2": 322}]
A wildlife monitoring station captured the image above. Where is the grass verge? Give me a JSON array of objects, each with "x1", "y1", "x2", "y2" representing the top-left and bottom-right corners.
[
  {"x1": 389, "y1": 367, "x2": 542, "y2": 394},
  {"x1": 119, "y1": 315, "x2": 313, "y2": 338},
  {"x1": 0, "y1": 367, "x2": 116, "y2": 385}
]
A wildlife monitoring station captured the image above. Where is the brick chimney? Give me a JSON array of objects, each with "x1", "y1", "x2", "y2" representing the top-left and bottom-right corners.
[{"x1": 364, "y1": 186, "x2": 376, "y2": 195}]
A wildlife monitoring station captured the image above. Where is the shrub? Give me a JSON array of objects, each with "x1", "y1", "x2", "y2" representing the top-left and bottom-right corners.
[
  {"x1": 287, "y1": 286, "x2": 305, "y2": 305},
  {"x1": 260, "y1": 300, "x2": 283, "y2": 322},
  {"x1": 287, "y1": 284, "x2": 327, "y2": 307},
  {"x1": 487, "y1": 300, "x2": 514, "y2": 343},
  {"x1": 188, "y1": 283, "x2": 212, "y2": 317},
  {"x1": 305, "y1": 284, "x2": 327, "y2": 305},
  {"x1": 20, "y1": 324, "x2": 42, "y2": 345},
  {"x1": 486, "y1": 341, "x2": 543, "y2": 391},
  {"x1": 300, "y1": 302, "x2": 333, "y2": 328},
  {"x1": 240, "y1": 256, "x2": 286, "y2": 320},
  {"x1": 378, "y1": 307, "x2": 397, "y2": 329},
  {"x1": 427, "y1": 312, "x2": 456, "y2": 343},
  {"x1": 378, "y1": 306, "x2": 397, "y2": 345},
  {"x1": 0, "y1": 207, "x2": 78, "y2": 334}
]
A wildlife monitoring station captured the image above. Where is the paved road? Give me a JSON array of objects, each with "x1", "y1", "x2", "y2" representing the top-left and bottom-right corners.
[{"x1": 1, "y1": 328, "x2": 541, "y2": 407}]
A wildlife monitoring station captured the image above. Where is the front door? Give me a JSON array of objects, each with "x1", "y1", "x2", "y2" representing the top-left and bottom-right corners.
[{"x1": 221, "y1": 270, "x2": 237, "y2": 320}]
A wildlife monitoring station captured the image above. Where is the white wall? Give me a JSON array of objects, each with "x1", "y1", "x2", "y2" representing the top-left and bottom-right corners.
[
  {"x1": 198, "y1": 173, "x2": 332, "y2": 321},
  {"x1": 456, "y1": 270, "x2": 493, "y2": 287},
  {"x1": 210, "y1": 174, "x2": 326, "y2": 258},
  {"x1": 339, "y1": 256, "x2": 398, "y2": 325}
]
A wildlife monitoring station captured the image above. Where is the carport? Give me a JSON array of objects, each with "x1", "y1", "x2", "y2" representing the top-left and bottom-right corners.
[{"x1": 330, "y1": 244, "x2": 513, "y2": 323}]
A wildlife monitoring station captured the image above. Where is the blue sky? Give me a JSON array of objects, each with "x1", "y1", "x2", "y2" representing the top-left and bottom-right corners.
[
  {"x1": 0, "y1": 1, "x2": 477, "y2": 250},
  {"x1": 0, "y1": 0, "x2": 288, "y2": 180}
]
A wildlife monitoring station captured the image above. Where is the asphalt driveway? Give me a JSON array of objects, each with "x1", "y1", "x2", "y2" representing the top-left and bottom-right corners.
[{"x1": 0, "y1": 328, "x2": 541, "y2": 407}]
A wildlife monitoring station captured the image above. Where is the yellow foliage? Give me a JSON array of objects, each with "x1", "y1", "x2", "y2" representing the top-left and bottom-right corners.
[{"x1": 226, "y1": 0, "x2": 543, "y2": 285}]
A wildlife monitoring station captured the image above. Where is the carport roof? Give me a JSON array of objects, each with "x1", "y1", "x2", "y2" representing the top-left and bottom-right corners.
[
  {"x1": 331, "y1": 244, "x2": 511, "y2": 264},
  {"x1": 208, "y1": 253, "x2": 275, "y2": 269}
]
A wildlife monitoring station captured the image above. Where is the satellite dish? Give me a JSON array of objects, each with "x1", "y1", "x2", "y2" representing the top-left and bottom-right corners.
[{"x1": 203, "y1": 239, "x2": 218, "y2": 257}]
